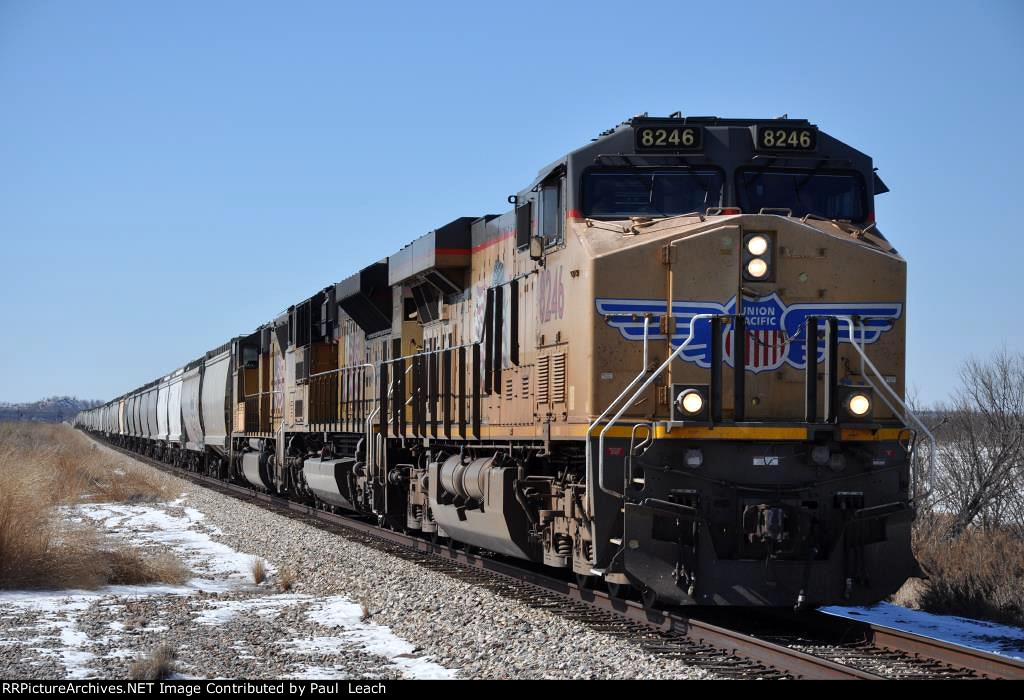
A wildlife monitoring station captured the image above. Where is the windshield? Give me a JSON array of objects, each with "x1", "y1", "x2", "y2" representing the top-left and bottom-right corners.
[
  {"x1": 582, "y1": 169, "x2": 724, "y2": 218},
  {"x1": 736, "y1": 169, "x2": 866, "y2": 222}
]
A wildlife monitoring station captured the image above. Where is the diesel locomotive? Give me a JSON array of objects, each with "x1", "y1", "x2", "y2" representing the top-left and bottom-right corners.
[{"x1": 77, "y1": 114, "x2": 928, "y2": 609}]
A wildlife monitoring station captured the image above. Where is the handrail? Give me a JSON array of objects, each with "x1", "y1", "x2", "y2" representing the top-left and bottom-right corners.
[
  {"x1": 305, "y1": 362, "x2": 380, "y2": 467},
  {"x1": 381, "y1": 340, "x2": 480, "y2": 365},
  {"x1": 836, "y1": 315, "x2": 936, "y2": 486},
  {"x1": 309, "y1": 362, "x2": 375, "y2": 379},
  {"x1": 626, "y1": 422, "x2": 654, "y2": 493},
  {"x1": 598, "y1": 314, "x2": 713, "y2": 499},
  {"x1": 586, "y1": 314, "x2": 714, "y2": 517},
  {"x1": 585, "y1": 317, "x2": 652, "y2": 515},
  {"x1": 365, "y1": 378, "x2": 394, "y2": 480}
]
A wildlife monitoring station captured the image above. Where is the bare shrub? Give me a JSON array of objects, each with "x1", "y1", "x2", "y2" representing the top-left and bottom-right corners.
[
  {"x1": 276, "y1": 565, "x2": 296, "y2": 592},
  {"x1": 250, "y1": 557, "x2": 267, "y2": 585},
  {"x1": 912, "y1": 513, "x2": 1024, "y2": 626},
  {"x1": 0, "y1": 470, "x2": 58, "y2": 587},
  {"x1": 930, "y1": 350, "x2": 1024, "y2": 538},
  {"x1": 129, "y1": 643, "x2": 177, "y2": 680},
  {"x1": 902, "y1": 352, "x2": 1024, "y2": 626},
  {"x1": 0, "y1": 507, "x2": 109, "y2": 589},
  {"x1": 360, "y1": 600, "x2": 371, "y2": 622}
]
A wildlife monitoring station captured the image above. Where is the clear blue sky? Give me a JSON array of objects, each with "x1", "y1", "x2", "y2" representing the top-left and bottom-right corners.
[{"x1": 1, "y1": 0, "x2": 1021, "y2": 405}]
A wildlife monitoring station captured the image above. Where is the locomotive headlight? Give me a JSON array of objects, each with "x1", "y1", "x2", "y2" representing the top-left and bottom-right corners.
[
  {"x1": 677, "y1": 389, "x2": 705, "y2": 416},
  {"x1": 746, "y1": 235, "x2": 769, "y2": 256},
  {"x1": 671, "y1": 384, "x2": 710, "y2": 422},
  {"x1": 746, "y1": 258, "x2": 769, "y2": 278},
  {"x1": 837, "y1": 385, "x2": 874, "y2": 421},
  {"x1": 846, "y1": 392, "x2": 872, "y2": 417}
]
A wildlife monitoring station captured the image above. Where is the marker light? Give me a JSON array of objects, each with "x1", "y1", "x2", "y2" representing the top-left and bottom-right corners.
[
  {"x1": 677, "y1": 389, "x2": 705, "y2": 415},
  {"x1": 746, "y1": 235, "x2": 769, "y2": 256},
  {"x1": 746, "y1": 258, "x2": 769, "y2": 278},
  {"x1": 847, "y1": 393, "x2": 872, "y2": 417}
]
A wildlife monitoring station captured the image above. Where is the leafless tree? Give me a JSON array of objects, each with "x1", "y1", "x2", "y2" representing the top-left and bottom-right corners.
[
  {"x1": 931, "y1": 349, "x2": 1024, "y2": 538},
  {"x1": 904, "y1": 386, "x2": 946, "y2": 513},
  {"x1": 1001, "y1": 489, "x2": 1024, "y2": 537}
]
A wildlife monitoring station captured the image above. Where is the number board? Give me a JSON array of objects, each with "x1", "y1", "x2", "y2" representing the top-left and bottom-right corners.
[
  {"x1": 634, "y1": 125, "x2": 703, "y2": 152},
  {"x1": 754, "y1": 125, "x2": 817, "y2": 152}
]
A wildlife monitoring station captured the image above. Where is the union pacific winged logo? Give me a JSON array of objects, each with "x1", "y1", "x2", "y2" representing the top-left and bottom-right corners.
[{"x1": 595, "y1": 293, "x2": 902, "y2": 374}]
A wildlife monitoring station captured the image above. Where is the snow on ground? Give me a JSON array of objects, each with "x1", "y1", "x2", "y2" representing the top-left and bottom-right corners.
[
  {"x1": 300, "y1": 597, "x2": 456, "y2": 679},
  {"x1": 0, "y1": 497, "x2": 455, "y2": 679},
  {"x1": 76, "y1": 501, "x2": 256, "y2": 591},
  {"x1": 822, "y1": 603, "x2": 1024, "y2": 660}
]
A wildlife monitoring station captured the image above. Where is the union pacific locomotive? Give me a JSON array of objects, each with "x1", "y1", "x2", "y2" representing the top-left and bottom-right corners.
[{"x1": 78, "y1": 114, "x2": 925, "y2": 609}]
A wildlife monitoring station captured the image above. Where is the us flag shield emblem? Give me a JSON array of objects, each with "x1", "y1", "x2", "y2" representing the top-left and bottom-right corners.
[
  {"x1": 724, "y1": 327, "x2": 788, "y2": 373},
  {"x1": 596, "y1": 292, "x2": 902, "y2": 374},
  {"x1": 722, "y1": 294, "x2": 788, "y2": 373}
]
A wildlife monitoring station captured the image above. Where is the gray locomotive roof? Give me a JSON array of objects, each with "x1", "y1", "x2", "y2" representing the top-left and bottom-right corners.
[{"x1": 520, "y1": 113, "x2": 885, "y2": 201}]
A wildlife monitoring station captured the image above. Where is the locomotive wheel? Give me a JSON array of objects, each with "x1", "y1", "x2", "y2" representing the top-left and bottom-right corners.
[
  {"x1": 606, "y1": 582, "x2": 631, "y2": 600},
  {"x1": 575, "y1": 573, "x2": 595, "y2": 590},
  {"x1": 641, "y1": 586, "x2": 661, "y2": 610}
]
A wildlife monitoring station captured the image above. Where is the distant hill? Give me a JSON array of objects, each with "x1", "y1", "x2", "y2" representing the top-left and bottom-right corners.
[{"x1": 0, "y1": 396, "x2": 104, "y2": 423}]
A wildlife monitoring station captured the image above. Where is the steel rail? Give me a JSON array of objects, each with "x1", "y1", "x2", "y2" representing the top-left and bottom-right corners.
[{"x1": 861, "y1": 622, "x2": 1024, "y2": 680}]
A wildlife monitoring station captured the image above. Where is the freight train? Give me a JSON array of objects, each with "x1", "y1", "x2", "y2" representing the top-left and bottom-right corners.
[{"x1": 77, "y1": 114, "x2": 929, "y2": 609}]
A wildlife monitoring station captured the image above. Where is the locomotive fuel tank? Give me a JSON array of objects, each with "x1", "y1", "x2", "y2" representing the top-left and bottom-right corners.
[
  {"x1": 428, "y1": 454, "x2": 537, "y2": 559},
  {"x1": 302, "y1": 456, "x2": 359, "y2": 510},
  {"x1": 241, "y1": 450, "x2": 275, "y2": 491}
]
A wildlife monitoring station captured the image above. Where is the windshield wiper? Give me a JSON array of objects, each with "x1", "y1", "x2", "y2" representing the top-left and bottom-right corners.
[{"x1": 793, "y1": 158, "x2": 831, "y2": 194}]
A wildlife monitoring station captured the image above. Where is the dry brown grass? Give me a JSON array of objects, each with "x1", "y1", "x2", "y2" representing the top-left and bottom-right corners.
[
  {"x1": 907, "y1": 514, "x2": 1024, "y2": 626},
  {"x1": 0, "y1": 422, "x2": 176, "y2": 504},
  {"x1": 276, "y1": 565, "x2": 296, "y2": 592},
  {"x1": 106, "y1": 548, "x2": 190, "y2": 587},
  {"x1": 128, "y1": 643, "x2": 177, "y2": 680},
  {"x1": 250, "y1": 557, "x2": 267, "y2": 585},
  {"x1": 0, "y1": 422, "x2": 187, "y2": 590}
]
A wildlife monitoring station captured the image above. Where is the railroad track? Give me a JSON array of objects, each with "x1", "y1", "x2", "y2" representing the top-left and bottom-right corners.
[{"x1": 95, "y1": 436, "x2": 1024, "y2": 680}]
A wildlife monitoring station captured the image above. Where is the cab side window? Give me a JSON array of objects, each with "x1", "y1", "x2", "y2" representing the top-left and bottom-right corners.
[{"x1": 539, "y1": 178, "x2": 563, "y2": 246}]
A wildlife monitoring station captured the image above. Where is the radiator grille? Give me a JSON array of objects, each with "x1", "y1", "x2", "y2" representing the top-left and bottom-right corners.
[
  {"x1": 536, "y1": 356, "x2": 550, "y2": 405},
  {"x1": 552, "y1": 353, "x2": 566, "y2": 404}
]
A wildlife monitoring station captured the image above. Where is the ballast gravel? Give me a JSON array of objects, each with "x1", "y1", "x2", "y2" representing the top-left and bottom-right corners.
[{"x1": 0, "y1": 444, "x2": 715, "y2": 680}]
